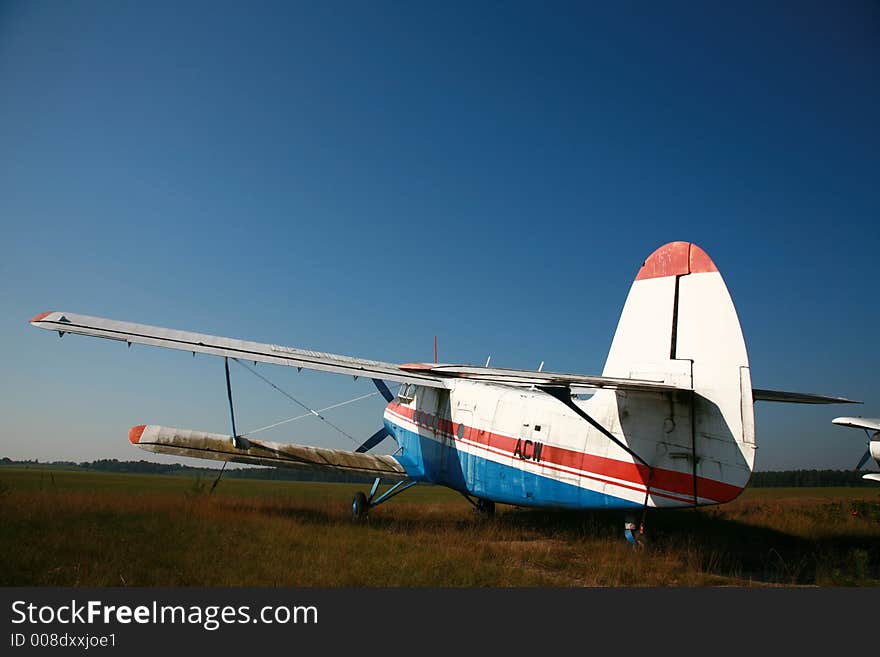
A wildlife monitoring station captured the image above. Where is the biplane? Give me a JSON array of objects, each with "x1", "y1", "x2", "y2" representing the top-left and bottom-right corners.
[
  {"x1": 832, "y1": 417, "x2": 880, "y2": 482},
  {"x1": 29, "y1": 241, "x2": 858, "y2": 541}
]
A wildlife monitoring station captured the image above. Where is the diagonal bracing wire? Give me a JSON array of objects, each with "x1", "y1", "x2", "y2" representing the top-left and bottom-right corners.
[
  {"x1": 242, "y1": 390, "x2": 381, "y2": 437},
  {"x1": 231, "y1": 358, "x2": 362, "y2": 446}
]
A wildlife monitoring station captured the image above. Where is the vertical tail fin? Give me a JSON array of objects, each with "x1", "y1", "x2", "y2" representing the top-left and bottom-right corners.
[{"x1": 601, "y1": 242, "x2": 755, "y2": 502}]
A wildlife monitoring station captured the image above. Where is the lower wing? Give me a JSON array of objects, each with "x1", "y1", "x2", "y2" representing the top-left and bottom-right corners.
[{"x1": 129, "y1": 425, "x2": 407, "y2": 481}]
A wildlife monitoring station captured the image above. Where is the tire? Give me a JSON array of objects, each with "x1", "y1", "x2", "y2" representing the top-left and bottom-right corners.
[
  {"x1": 352, "y1": 491, "x2": 369, "y2": 520},
  {"x1": 475, "y1": 498, "x2": 495, "y2": 518}
]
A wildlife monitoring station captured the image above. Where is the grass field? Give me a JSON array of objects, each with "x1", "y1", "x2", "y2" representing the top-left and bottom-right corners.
[{"x1": 1, "y1": 467, "x2": 879, "y2": 586}]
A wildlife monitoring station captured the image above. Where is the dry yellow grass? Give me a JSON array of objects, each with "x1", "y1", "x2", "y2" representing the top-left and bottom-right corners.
[{"x1": 1, "y1": 468, "x2": 878, "y2": 586}]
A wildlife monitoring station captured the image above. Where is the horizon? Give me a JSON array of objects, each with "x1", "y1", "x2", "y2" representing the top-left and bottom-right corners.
[{"x1": 3, "y1": 454, "x2": 878, "y2": 477}]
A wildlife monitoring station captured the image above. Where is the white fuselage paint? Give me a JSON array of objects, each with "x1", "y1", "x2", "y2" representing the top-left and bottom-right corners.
[{"x1": 384, "y1": 378, "x2": 748, "y2": 509}]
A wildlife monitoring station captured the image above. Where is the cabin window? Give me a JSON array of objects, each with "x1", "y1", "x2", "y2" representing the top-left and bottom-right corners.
[
  {"x1": 457, "y1": 423, "x2": 465, "y2": 439},
  {"x1": 397, "y1": 384, "x2": 415, "y2": 403},
  {"x1": 535, "y1": 425, "x2": 541, "y2": 432},
  {"x1": 415, "y1": 411, "x2": 423, "y2": 425},
  {"x1": 433, "y1": 415, "x2": 439, "y2": 430}
]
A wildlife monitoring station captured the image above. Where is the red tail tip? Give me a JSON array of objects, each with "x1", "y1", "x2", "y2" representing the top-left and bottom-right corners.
[
  {"x1": 635, "y1": 242, "x2": 718, "y2": 281},
  {"x1": 29, "y1": 311, "x2": 52, "y2": 324},
  {"x1": 688, "y1": 244, "x2": 717, "y2": 275},
  {"x1": 129, "y1": 425, "x2": 147, "y2": 444}
]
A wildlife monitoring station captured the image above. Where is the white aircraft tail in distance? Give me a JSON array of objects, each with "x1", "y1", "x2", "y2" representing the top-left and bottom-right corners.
[
  {"x1": 29, "y1": 241, "x2": 859, "y2": 536},
  {"x1": 832, "y1": 417, "x2": 880, "y2": 482}
]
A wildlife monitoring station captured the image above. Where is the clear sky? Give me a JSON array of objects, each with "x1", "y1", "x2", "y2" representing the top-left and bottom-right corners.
[{"x1": 1, "y1": 1, "x2": 878, "y2": 470}]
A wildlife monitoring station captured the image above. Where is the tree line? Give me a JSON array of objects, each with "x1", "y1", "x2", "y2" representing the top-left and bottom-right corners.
[
  {"x1": 1, "y1": 457, "x2": 877, "y2": 487},
  {"x1": 0, "y1": 457, "x2": 375, "y2": 484},
  {"x1": 749, "y1": 469, "x2": 878, "y2": 488}
]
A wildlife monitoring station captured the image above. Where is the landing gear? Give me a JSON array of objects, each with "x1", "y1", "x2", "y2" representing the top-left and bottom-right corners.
[
  {"x1": 475, "y1": 498, "x2": 495, "y2": 518},
  {"x1": 624, "y1": 514, "x2": 648, "y2": 548},
  {"x1": 459, "y1": 492, "x2": 497, "y2": 518},
  {"x1": 350, "y1": 477, "x2": 417, "y2": 521},
  {"x1": 352, "y1": 491, "x2": 369, "y2": 520}
]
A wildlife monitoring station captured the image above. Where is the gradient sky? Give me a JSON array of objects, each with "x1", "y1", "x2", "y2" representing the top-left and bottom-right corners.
[{"x1": 1, "y1": 1, "x2": 878, "y2": 471}]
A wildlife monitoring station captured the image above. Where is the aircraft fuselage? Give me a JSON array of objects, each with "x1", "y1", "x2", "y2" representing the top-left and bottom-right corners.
[{"x1": 383, "y1": 380, "x2": 749, "y2": 510}]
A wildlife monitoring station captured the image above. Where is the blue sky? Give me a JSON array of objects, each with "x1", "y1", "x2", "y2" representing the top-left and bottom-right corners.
[{"x1": 1, "y1": 1, "x2": 878, "y2": 470}]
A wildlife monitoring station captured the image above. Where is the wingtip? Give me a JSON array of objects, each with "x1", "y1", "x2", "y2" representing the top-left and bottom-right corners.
[
  {"x1": 833, "y1": 417, "x2": 879, "y2": 432},
  {"x1": 29, "y1": 311, "x2": 52, "y2": 324},
  {"x1": 129, "y1": 425, "x2": 147, "y2": 444}
]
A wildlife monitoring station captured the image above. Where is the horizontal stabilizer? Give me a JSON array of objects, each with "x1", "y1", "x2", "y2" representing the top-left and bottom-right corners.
[
  {"x1": 128, "y1": 425, "x2": 407, "y2": 480},
  {"x1": 400, "y1": 363, "x2": 681, "y2": 393},
  {"x1": 752, "y1": 389, "x2": 860, "y2": 404},
  {"x1": 832, "y1": 417, "x2": 880, "y2": 432},
  {"x1": 863, "y1": 473, "x2": 880, "y2": 483}
]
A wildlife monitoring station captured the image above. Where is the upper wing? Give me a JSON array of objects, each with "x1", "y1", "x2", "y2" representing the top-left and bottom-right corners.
[
  {"x1": 832, "y1": 417, "x2": 880, "y2": 431},
  {"x1": 30, "y1": 311, "x2": 446, "y2": 388},
  {"x1": 29, "y1": 311, "x2": 861, "y2": 402},
  {"x1": 753, "y1": 388, "x2": 860, "y2": 404},
  {"x1": 23, "y1": 311, "x2": 704, "y2": 394},
  {"x1": 130, "y1": 425, "x2": 407, "y2": 481}
]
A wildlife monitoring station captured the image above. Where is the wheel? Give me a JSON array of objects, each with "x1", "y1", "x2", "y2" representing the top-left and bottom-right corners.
[
  {"x1": 475, "y1": 498, "x2": 495, "y2": 518},
  {"x1": 624, "y1": 517, "x2": 637, "y2": 545},
  {"x1": 352, "y1": 491, "x2": 369, "y2": 520}
]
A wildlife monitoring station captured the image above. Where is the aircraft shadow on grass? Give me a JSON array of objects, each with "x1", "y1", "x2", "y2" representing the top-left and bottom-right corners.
[{"x1": 247, "y1": 499, "x2": 879, "y2": 584}]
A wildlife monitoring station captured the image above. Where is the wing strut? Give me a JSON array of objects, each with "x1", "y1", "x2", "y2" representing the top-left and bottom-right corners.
[
  {"x1": 371, "y1": 379, "x2": 394, "y2": 403},
  {"x1": 224, "y1": 357, "x2": 244, "y2": 449},
  {"x1": 353, "y1": 379, "x2": 396, "y2": 453},
  {"x1": 211, "y1": 356, "x2": 244, "y2": 494}
]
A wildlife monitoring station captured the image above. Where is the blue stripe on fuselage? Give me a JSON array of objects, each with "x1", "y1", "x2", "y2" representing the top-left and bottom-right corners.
[{"x1": 384, "y1": 418, "x2": 640, "y2": 510}]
